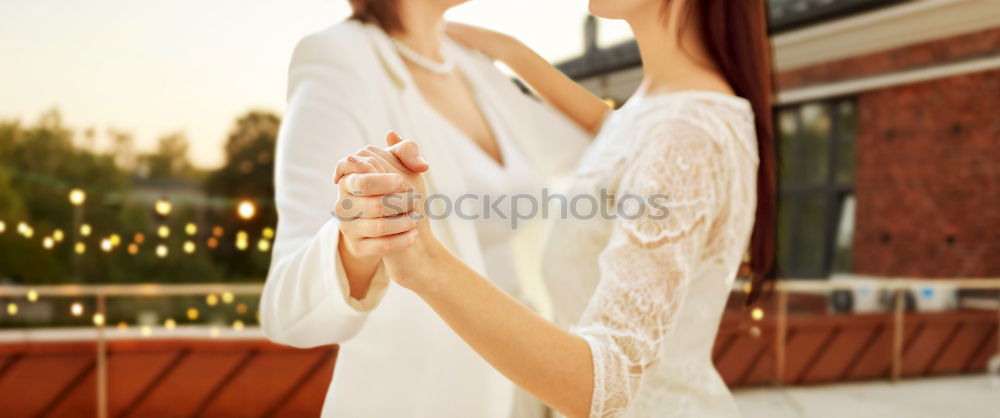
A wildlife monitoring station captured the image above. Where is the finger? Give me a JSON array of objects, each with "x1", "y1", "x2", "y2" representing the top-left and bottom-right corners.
[
  {"x1": 334, "y1": 193, "x2": 415, "y2": 219},
  {"x1": 353, "y1": 229, "x2": 419, "y2": 256},
  {"x1": 342, "y1": 212, "x2": 418, "y2": 239},
  {"x1": 334, "y1": 155, "x2": 378, "y2": 184},
  {"x1": 389, "y1": 139, "x2": 429, "y2": 173},
  {"x1": 359, "y1": 145, "x2": 408, "y2": 174},
  {"x1": 385, "y1": 131, "x2": 404, "y2": 147},
  {"x1": 341, "y1": 172, "x2": 405, "y2": 196}
]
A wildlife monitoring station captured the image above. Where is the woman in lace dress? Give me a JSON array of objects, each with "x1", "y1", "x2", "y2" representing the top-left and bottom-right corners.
[{"x1": 332, "y1": 0, "x2": 775, "y2": 416}]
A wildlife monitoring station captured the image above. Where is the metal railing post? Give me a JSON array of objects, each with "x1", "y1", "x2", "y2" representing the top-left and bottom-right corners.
[
  {"x1": 96, "y1": 293, "x2": 108, "y2": 418},
  {"x1": 891, "y1": 287, "x2": 904, "y2": 381},
  {"x1": 775, "y1": 289, "x2": 788, "y2": 385}
]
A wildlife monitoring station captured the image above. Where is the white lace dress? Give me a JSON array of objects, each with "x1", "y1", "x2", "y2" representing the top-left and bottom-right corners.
[{"x1": 542, "y1": 91, "x2": 759, "y2": 417}]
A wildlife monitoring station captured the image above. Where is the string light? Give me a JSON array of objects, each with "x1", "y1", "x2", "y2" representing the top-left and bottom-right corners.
[
  {"x1": 186, "y1": 307, "x2": 199, "y2": 320},
  {"x1": 0, "y1": 220, "x2": 6, "y2": 233},
  {"x1": 236, "y1": 239, "x2": 248, "y2": 251},
  {"x1": 185, "y1": 223, "x2": 198, "y2": 236},
  {"x1": 141, "y1": 325, "x2": 152, "y2": 337},
  {"x1": 27, "y1": 289, "x2": 39, "y2": 303},
  {"x1": 155, "y1": 244, "x2": 168, "y2": 258},
  {"x1": 749, "y1": 326, "x2": 762, "y2": 338},
  {"x1": 262, "y1": 227, "x2": 275, "y2": 239},
  {"x1": 751, "y1": 307, "x2": 765, "y2": 321},
  {"x1": 157, "y1": 225, "x2": 170, "y2": 239},
  {"x1": 43, "y1": 237, "x2": 55, "y2": 249},
  {"x1": 68, "y1": 188, "x2": 86, "y2": 206},
  {"x1": 75, "y1": 242, "x2": 86, "y2": 254},
  {"x1": 236, "y1": 231, "x2": 249, "y2": 251},
  {"x1": 236, "y1": 303, "x2": 248, "y2": 314},
  {"x1": 221, "y1": 292, "x2": 234, "y2": 304},
  {"x1": 164, "y1": 318, "x2": 177, "y2": 330},
  {"x1": 212, "y1": 226, "x2": 224, "y2": 237},
  {"x1": 237, "y1": 200, "x2": 256, "y2": 220},
  {"x1": 17, "y1": 222, "x2": 33, "y2": 238},
  {"x1": 154, "y1": 199, "x2": 173, "y2": 217},
  {"x1": 183, "y1": 241, "x2": 196, "y2": 254},
  {"x1": 232, "y1": 320, "x2": 244, "y2": 331},
  {"x1": 6, "y1": 303, "x2": 17, "y2": 316},
  {"x1": 70, "y1": 302, "x2": 84, "y2": 317},
  {"x1": 92, "y1": 313, "x2": 105, "y2": 326},
  {"x1": 80, "y1": 223, "x2": 92, "y2": 237},
  {"x1": 742, "y1": 282, "x2": 752, "y2": 294},
  {"x1": 109, "y1": 233, "x2": 121, "y2": 247},
  {"x1": 127, "y1": 243, "x2": 139, "y2": 255},
  {"x1": 206, "y1": 294, "x2": 219, "y2": 306},
  {"x1": 210, "y1": 327, "x2": 221, "y2": 338},
  {"x1": 207, "y1": 237, "x2": 219, "y2": 249},
  {"x1": 133, "y1": 233, "x2": 145, "y2": 244},
  {"x1": 100, "y1": 238, "x2": 113, "y2": 252},
  {"x1": 117, "y1": 322, "x2": 128, "y2": 332},
  {"x1": 257, "y1": 239, "x2": 270, "y2": 252},
  {"x1": 53, "y1": 229, "x2": 64, "y2": 242}
]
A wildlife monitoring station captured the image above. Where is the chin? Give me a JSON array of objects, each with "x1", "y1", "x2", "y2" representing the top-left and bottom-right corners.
[{"x1": 589, "y1": 0, "x2": 653, "y2": 20}]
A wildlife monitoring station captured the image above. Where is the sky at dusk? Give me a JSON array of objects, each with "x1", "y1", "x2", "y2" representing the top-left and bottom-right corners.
[{"x1": 0, "y1": 0, "x2": 633, "y2": 168}]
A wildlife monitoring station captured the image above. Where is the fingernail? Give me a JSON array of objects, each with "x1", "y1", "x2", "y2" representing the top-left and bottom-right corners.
[{"x1": 415, "y1": 156, "x2": 428, "y2": 165}]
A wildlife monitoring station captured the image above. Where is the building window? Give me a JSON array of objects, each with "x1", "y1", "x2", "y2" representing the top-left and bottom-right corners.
[{"x1": 776, "y1": 97, "x2": 857, "y2": 278}]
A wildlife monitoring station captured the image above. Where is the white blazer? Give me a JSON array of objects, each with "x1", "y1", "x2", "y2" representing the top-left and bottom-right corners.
[{"x1": 259, "y1": 20, "x2": 590, "y2": 417}]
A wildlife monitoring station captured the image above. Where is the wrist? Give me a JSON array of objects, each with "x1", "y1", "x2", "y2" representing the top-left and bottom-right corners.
[{"x1": 494, "y1": 36, "x2": 527, "y2": 64}]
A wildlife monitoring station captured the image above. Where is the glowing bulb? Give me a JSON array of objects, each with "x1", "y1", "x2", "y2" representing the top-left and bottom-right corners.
[
  {"x1": 206, "y1": 294, "x2": 219, "y2": 306},
  {"x1": 237, "y1": 200, "x2": 256, "y2": 220},
  {"x1": 127, "y1": 243, "x2": 139, "y2": 255},
  {"x1": 210, "y1": 327, "x2": 221, "y2": 338},
  {"x1": 133, "y1": 233, "x2": 145, "y2": 244},
  {"x1": 80, "y1": 223, "x2": 92, "y2": 237},
  {"x1": 43, "y1": 237, "x2": 55, "y2": 249},
  {"x1": 117, "y1": 322, "x2": 128, "y2": 332},
  {"x1": 236, "y1": 303, "x2": 248, "y2": 314},
  {"x1": 742, "y1": 282, "x2": 753, "y2": 294},
  {"x1": 164, "y1": 318, "x2": 177, "y2": 330},
  {"x1": 18, "y1": 222, "x2": 33, "y2": 238},
  {"x1": 100, "y1": 238, "x2": 113, "y2": 252},
  {"x1": 109, "y1": 234, "x2": 121, "y2": 247},
  {"x1": 185, "y1": 223, "x2": 198, "y2": 236},
  {"x1": 236, "y1": 231, "x2": 248, "y2": 241},
  {"x1": 183, "y1": 241, "x2": 196, "y2": 254},
  {"x1": 207, "y1": 237, "x2": 219, "y2": 249},
  {"x1": 154, "y1": 199, "x2": 173, "y2": 217},
  {"x1": 75, "y1": 242, "x2": 86, "y2": 254},
  {"x1": 221, "y1": 292, "x2": 234, "y2": 304},
  {"x1": 0, "y1": 220, "x2": 5, "y2": 233},
  {"x1": 262, "y1": 227, "x2": 275, "y2": 239},
  {"x1": 157, "y1": 225, "x2": 170, "y2": 239},
  {"x1": 212, "y1": 226, "x2": 224, "y2": 237},
  {"x1": 52, "y1": 229, "x2": 64, "y2": 242},
  {"x1": 92, "y1": 313, "x2": 105, "y2": 326},
  {"x1": 186, "y1": 307, "x2": 199, "y2": 320},
  {"x1": 27, "y1": 289, "x2": 39, "y2": 303},
  {"x1": 749, "y1": 326, "x2": 762, "y2": 338},
  {"x1": 68, "y1": 188, "x2": 86, "y2": 206},
  {"x1": 257, "y1": 239, "x2": 270, "y2": 252},
  {"x1": 7, "y1": 303, "x2": 18, "y2": 315},
  {"x1": 232, "y1": 320, "x2": 244, "y2": 331},
  {"x1": 70, "y1": 302, "x2": 84, "y2": 317},
  {"x1": 155, "y1": 244, "x2": 168, "y2": 258},
  {"x1": 236, "y1": 239, "x2": 248, "y2": 251},
  {"x1": 141, "y1": 325, "x2": 152, "y2": 337},
  {"x1": 751, "y1": 307, "x2": 764, "y2": 321}
]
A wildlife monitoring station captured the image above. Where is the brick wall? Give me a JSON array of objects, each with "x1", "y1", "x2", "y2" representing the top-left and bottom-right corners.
[{"x1": 851, "y1": 68, "x2": 1000, "y2": 276}]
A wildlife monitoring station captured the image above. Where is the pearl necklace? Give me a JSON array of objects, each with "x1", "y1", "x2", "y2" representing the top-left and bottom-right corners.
[{"x1": 391, "y1": 38, "x2": 456, "y2": 75}]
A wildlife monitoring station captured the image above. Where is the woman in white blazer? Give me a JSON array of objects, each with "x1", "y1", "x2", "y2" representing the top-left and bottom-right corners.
[{"x1": 258, "y1": 1, "x2": 594, "y2": 417}]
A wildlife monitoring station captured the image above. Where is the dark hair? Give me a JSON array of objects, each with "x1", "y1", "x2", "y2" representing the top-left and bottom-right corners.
[
  {"x1": 680, "y1": 0, "x2": 777, "y2": 302},
  {"x1": 348, "y1": 0, "x2": 403, "y2": 33}
]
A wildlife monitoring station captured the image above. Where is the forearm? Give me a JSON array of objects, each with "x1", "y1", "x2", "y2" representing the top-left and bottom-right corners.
[
  {"x1": 395, "y1": 240, "x2": 594, "y2": 418},
  {"x1": 502, "y1": 42, "x2": 610, "y2": 134},
  {"x1": 338, "y1": 232, "x2": 381, "y2": 300}
]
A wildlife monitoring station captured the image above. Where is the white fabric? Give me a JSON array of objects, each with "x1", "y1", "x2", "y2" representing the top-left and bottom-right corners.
[
  {"x1": 543, "y1": 91, "x2": 759, "y2": 417},
  {"x1": 259, "y1": 20, "x2": 590, "y2": 418}
]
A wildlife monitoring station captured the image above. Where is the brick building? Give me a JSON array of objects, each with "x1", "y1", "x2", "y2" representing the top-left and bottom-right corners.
[{"x1": 557, "y1": 0, "x2": 1000, "y2": 281}]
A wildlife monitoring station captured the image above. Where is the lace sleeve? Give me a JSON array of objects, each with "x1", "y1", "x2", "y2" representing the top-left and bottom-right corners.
[{"x1": 572, "y1": 118, "x2": 726, "y2": 417}]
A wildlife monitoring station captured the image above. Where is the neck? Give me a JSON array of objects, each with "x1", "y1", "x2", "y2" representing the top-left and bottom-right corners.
[
  {"x1": 627, "y1": 2, "x2": 728, "y2": 95},
  {"x1": 392, "y1": 3, "x2": 448, "y2": 61}
]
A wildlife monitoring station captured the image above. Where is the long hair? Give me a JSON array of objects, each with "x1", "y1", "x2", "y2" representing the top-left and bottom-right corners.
[{"x1": 680, "y1": 0, "x2": 777, "y2": 302}]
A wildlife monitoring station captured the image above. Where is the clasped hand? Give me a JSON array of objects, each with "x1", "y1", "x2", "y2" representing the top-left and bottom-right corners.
[{"x1": 334, "y1": 131, "x2": 440, "y2": 288}]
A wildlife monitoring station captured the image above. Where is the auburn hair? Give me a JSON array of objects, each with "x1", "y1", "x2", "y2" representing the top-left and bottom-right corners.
[
  {"x1": 348, "y1": 0, "x2": 404, "y2": 33},
  {"x1": 679, "y1": 0, "x2": 777, "y2": 303}
]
